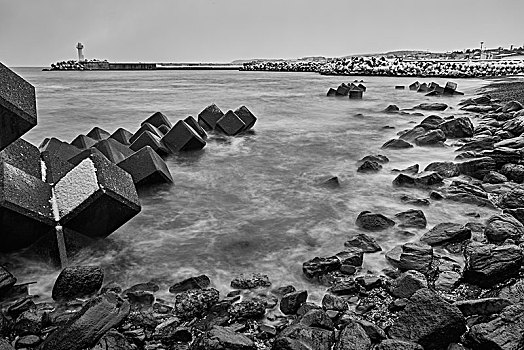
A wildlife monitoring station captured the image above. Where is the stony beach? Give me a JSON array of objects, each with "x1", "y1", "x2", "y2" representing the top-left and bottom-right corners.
[{"x1": 2, "y1": 61, "x2": 524, "y2": 350}]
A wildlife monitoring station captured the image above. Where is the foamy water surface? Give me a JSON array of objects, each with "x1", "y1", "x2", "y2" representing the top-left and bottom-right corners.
[{"x1": 4, "y1": 68, "x2": 494, "y2": 302}]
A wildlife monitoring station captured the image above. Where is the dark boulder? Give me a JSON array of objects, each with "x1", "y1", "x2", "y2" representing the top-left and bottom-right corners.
[
  {"x1": 280, "y1": 290, "x2": 308, "y2": 315},
  {"x1": 228, "y1": 299, "x2": 266, "y2": 320},
  {"x1": 344, "y1": 233, "x2": 381, "y2": 252},
  {"x1": 414, "y1": 130, "x2": 446, "y2": 146},
  {"x1": 174, "y1": 288, "x2": 220, "y2": 319},
  {"x1": 230, "y1": 273, "x2": 271, "y2": 289},
  {"x1": 466, "y1": 304, "x2": 524, "y2": 350},
  {"x1": 376, "y1": 339, "x2": 423, "y2": 350},
  {"x1": 483, "y1": 171, "x2": 508, "y2": 184},
  {"x1": 359, "y1": 154, "x2": 389, "y2": 164},
  {"x1": 303, "y1": 256, "x2": 340, "y2": 279},
  {"x1": 438, "y1": 117, "x2": 474, "y2": 138},
  {"x1": 39, "y1": 292, "x2": 130, "y2": 350},
  {"x1": 327, "y1": 280, "x2": 360, "y2": 296},
  {"x1": 392, "y1": 164, "x2": 419, "y2": 175},
  {"x1": 388, "y1": 288, "x2": 466, "y2": 350},
  {"x1": 169, "y1": 275, "x2": 211, "y2": 293},
  {"x1": 52, "y1": 266, "x2": 104, "y2": 301},
  {"x1": 0, "y1": 266, "x2": 16, "y2": 295},
  {"x1": 395, "y1": 209, "x2": 427, "y2": 228},
  {"x1": 392, "y1": 172, "x2": 443, "y2": 188},
  {"x1": 399, "y1": 127, "x2": 426, "y2": 142},
  {"x1": 415, "y1": 103, "x2": 448, "y2": 111},
  {"x1": 385, "y1": 243, "x2": 433, "y2": 273},
  {"x1": 321, "y1": 293, "x2": 349, "y2": 312},
  {"x1": 357, "y1": 160, "x2": 382, "y2": 173},
  {"x1": 420, "y1": 223, "x2": 471, "y2": 246},
  {"x1": 424, "y1": 162, "x2": 459, "y2": 178},
  {"x1": 463, "y1": 243, "x2": 523, "y2": 287},
  {"x1": 385, "y1": 105, "x2": 400, "y2": 113},
  {"x1": 453, "y1": 297, "x2": 513, "y2": 317},
  {"x1": 192, "y1": 325, "x2": 255, "y2": 350},
  {"x1": 92, "y1": 329, "x2": 134, "y2": 350},
  {"x1": 356, "y1": 211, "x2": 395, "y2": 231},
  {"x1": 333, "y1": 321, "x2": 371, "y2": 350},
  {"x1": 419, "y1": 115, "x2": 445, "y2": 130},
  {"x1": 501, "y1": 100, "x2": 524, "y2": 113},
  {"x1": 274, "y1": 323, "x2": 334, "y2": 350},
  {"x1": 457, "y1": 157, "x2": 496, "y2": 179},
  {"x1": 500, "y1": 163, "x2": 524, "y2": 183},
  {"x1": 484, "y1": 214, "x2": 524, "y2": 243},
  {"x1": 389, "y1": 270, "x2": 427, "y2": 299},
  {"x1": 498, "y1": 188, "x2": 524, "y2": 209},
  {"x1": 381, "y1": 139, "x2": 413, "y2": 149}
]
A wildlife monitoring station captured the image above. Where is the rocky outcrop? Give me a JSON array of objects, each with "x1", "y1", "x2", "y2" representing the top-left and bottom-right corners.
[
  {"x1": 356, "y1": 211, "x2": 395, "y2": 231},
  {"x1": 420, "y1": 223, "x2": 471, "y2": 246}
]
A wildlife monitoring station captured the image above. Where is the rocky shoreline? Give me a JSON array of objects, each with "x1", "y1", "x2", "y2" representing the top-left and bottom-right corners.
[
  {"x1": 2, "y1": 78, "x2": 524, "y2": 350},
  {"x1": 242, "y1": 57, "x2": 524, "y2": 78}
]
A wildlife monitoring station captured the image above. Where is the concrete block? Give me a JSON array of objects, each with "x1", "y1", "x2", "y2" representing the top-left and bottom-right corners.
[
  {"x1": 215, "y1": 111, "x2": 246, "y2": 136},
  {"x1": 54, "y1": 153, "x2": 141, "y2": 238},
  {"x1": 327, "y1": 88, "x2": 337, "y2": 96},
  {"x1": 234, "y1": 106, "x2": 257, "y2": 131},
  {"x1": 198, "y1": 104, "x2": 224, "y2": 131},
  {"x1": 357, "y1": 84, "x2": 367, "y2": 92},
  {"x1": 395, "y1": 86, "x2": 405, "y2": 90},
  {"x1": 142, "y1": 112, "x2": 172, "y2": 129},
  {"x1": 409, "y1": 81, "x2": 420, "y2": 91},
  {"x1": 162, "y1": 120, "x2": 206, "y2": 152},
  {"x1": 68, "y1": 148, "x2": 110, "y2": 166},
  {"x1": 417, "y1": 83, "x2": 429, "y2": 92},
  {"x1": 158, "y1": 125, "x2": 170, "y2": 135},
  {"x1": 0, "y1": 138, "x2": 41, "y2": 179},
  {"x1": 118, "y1": 146, "x2": 173, "y2": 186},
  {"x1": 184, "y1": 116, "x2": 208, "y2": 139},
  {"x1": 0, "y1": 162, "x2": 55, "y2": 252},
  {"x1": 71, "y1": 135, "x2": 97, "y2": 149},
  {"x1": 93, "y1": 139, "x2": 134, "y2": 163},
  {"x1": 349, "y1": 89, "x2": 363, "y2": 99},
  {"x1": 110, "y1": 128, "x2": 133, "y2": 146},
  {"x1": 0, "y1": 62, "x2": 37, "y2": 151},
  {"x1": 40, "y1": 150, "x2": 75, "y2": 185},
  {"x1": 86, "y1": 127, "x2": 110, "y2": 141},
  {"x1": 336, "y1": 84, "x2": 349, "y2": 96},
  {"x1": 40, "y1": 138, "x2": 82, "y2": 162},
  {"x1": 129, "y1": 130, "x2": 169, "y2": 156},
  {"x1": 129, "y1": 123, "x2": 162, "y2": 144}
]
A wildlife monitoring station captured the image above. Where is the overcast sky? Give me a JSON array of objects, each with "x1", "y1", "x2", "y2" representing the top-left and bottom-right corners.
[{"x1": 1, "y1": 0, "x2": 523, "y2": 67}]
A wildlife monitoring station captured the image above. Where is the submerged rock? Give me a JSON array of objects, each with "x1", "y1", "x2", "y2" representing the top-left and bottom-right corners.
[
  {"x1": 357, "y1": 160, "x2": 382, "y2": 173},
  {"x1": 424, "y1": 162, "x2": 459, "y2": 178},
  {"x1": 381, "y1": 139, "x2": 413, "y2": 149},
  {"x1": 395, "y1": 209, "x2": 427, "y2": 228},
  {"x1": 344, "y1": 233, "x2": 382, "y2": 252},
  {"x1": 415, "y1": 103, "x2": 448, "y2": 111},
  {"x1": 356, "y1": 211, "x2": 395, "y2": 231}
]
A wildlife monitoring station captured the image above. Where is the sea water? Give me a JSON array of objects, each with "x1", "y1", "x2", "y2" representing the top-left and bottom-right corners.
[{"x1": 4, "y1": 68, "x2": 495, "y2": 302}]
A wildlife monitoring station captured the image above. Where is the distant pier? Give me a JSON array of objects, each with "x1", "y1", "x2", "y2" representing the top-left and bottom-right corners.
[{"x1": 46, "y1": 60, "x2": 243, "y2": 71}]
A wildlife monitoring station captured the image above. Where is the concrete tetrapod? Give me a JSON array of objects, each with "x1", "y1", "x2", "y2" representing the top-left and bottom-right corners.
[
  {"x1": 0, "y1": 61, "x2": 37, "y2": 151},
  {"x1": 162, "y1": 120, "x2": 206, "y2": 152},
  {"x1": 118, "y1": 146, "x2": 174, "y2": 186}
]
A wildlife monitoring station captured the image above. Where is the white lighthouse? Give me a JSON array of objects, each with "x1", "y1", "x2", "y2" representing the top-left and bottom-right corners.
[{"x1": 76, "y1": 42, "x2": 85, "y2": 62}]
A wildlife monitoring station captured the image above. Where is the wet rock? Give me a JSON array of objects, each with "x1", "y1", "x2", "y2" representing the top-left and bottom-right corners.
[
  {"x1": 434, "y1": 270, "x2": 461, "y2": 292},
  {"x1": 322, "y1": 294, "x2": 348, "y2": 312},
  {"x1": 354, "y1": 319, "x2": 386, "y2": 342},
  {"x1": 495, "y1": 279, "x2": 524, "y2": 304},
  {"x1": 463, "y1": 243, "x2": 523, "y2": 287},
  {"x1": 419, "y1": 115, "x2": 445, "y2": 130},
  {"x1": 327, "y1": 280, "x2": 360, "y2": 296},
  {"x1": 0, "y1": 62, "x2": 37, "y2": 151},
  {"x1": 498, "y1": 188, "x2": 524, "y2": 209},
  {"x1": 229, "y1": 299, "x2": 265, "y2": 319},
  {"x1": 52, "y1": 266, "x2": 103, "y2": 301},
  {"x1": 122, "y1": 281, "x2": 159, "y2": 295},
  {"x1": 230, "y1": 273, "x2": 271, "y2": 289},
  {"x1": 390, "y1": 270, "x2": 427, "y2": 299},
  {"x1": 385, "y1": 105, "x2": 399, "y2": 113},
  {"x1": 457, "y1": 157, "x2": 496, "y2": 179},
  {"x1": 483, "y1": 171, "x2": 507, "y2": 184},
  {"x1": 389, "y1": 289, "x2": 466, "y2": 350},
  {"x1": 454, "y1": 297, "x2": 513, "y2": 317},
  {"x1": 198, "y1": 104, "x2": 224, "y2": 131},
  {"x1": 356, "y1": 275, "x2": 382, "y2": 290},
  {"x1": 399, "y1": 127, "x2": 426, "y2": 142},
  {"x1": 414, "y1": 129, "x2": 446, "y2": 146},
  {"x1": 424, "y1": 162, "x2": 459, "y2": 178},
  {"x1": 400, "y1": 195, "x2": 430, "y2": 206},
  {"x1": 162, "y1": 120, "x2": 206, "y2": 152},
  {"x1": 395, "y1": 209, "x2": 426, "y2": 228},
  {"x1": 0, "y1": 266, "x2": 16, "y2": 295},
  {"x1": 302, "y1": 256, "x2": 340, "y2": 279},
  {"x1": 40, "y1": 292, "x2": 130, "y2": 350},
  {"x1": 356, "y1": 211, "x2": 395, "y2": 231},
  {"x1": 357, "y1": 160, "x2": 382, "y2": 173},
  {"x1": 484, "y1": 213, "x2": 524, "y2": 243},
  {"x1": 466, "y1": 304, "x2": 524, "y2": 350},
  {"x1": 385, "y1": 242, "x2": 433, "y2": 273},
  {"x1": 15, "y1": 334, "x2": 41, "y2": 348},
  {"x1": 280, "y1": 290, "x2": 308, "y2": 315},
  {"x1": 274, "y1": 323, "x2": 334, "y2": 350},
  {"x1": 501, "y1": 100, "x2": 523, "y2": 113},
  {"x1": 457, "y1": 137, "x2": 497, "y2": 152},
  {"x1": 0, "y1": 338, "x2": 14, "y2": 350},
  {"x1": 300, "y1": 309, "x2": 334, "y2": 330},
  {"x1": 442, "y1": 180, "x2": 494, "y2": 208},
  {"x1": 334, "y1": 320, "x2": 371, "y2": 350},
  {"x1": 13, "y1": 309, "x2": 44, "y2": 335},
  {"x1": 169, "y1": 275, "x2": 211, "y2": 293},
  {"x1": 415, "y1": 103, "x2": 448, "y2": 111},
  {"x1": 500, "y1": 163, "x2": 524, "y2": 183},
  {"x1": 359, "y1": 154, "x2": 389, "y2": 164},
  {"x1": 192, "y1": 325, "x2": 255, "y2": 350},
  {"x1": 420, "y1": 223, "x2": 471, "y2": 246},
  {"x1": 381, "y1": 139, "x2": 413, "y2": 149},
  {"x1": 376, "y1": 339, "x2": 423, "y2": 350},
  {"x1": 92, "y1": 329, "x2": 134, "y2": 350},
  {"x1": 344, "y1": 233, "x2": 381, "y2": 252},
  {"x1": 174, "y1": 288, "x2": 220, "y2": 319},
  {"x1": 273, "y1": 285, "x2": 296, "y2": 296},
  {"x1": 392, "y1": 164, "x2": 419, "y2": 175},
  {"x1": 337, "y1": 249, "x2": 364, "y2": 267},
  {"x1": 392, "y1": 171, "x2": 443, "y2": 188},
  {"x1": 439, "y1": 117, "x2": 474, "y2": 138}
]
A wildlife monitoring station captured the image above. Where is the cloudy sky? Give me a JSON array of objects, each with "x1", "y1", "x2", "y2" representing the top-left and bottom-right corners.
[{"x1": 1, "y1": 0, "x2": 523, "y2": 66}]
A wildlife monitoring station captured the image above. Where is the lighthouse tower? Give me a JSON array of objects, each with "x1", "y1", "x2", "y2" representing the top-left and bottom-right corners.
[{"x1": 76, "y1": 42, "x2": 85, "y2": 62}]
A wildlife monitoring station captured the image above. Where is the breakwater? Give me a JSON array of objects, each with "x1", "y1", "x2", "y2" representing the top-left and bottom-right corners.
[{"x1": 242, "y1": 56, "x2": 524, "y2": 78}]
